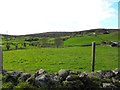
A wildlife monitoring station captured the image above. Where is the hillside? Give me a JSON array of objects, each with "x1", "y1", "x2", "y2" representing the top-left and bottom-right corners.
[
  {"x1": 0, "y1": 28, "x2": 119, "y2": 37},
  {"x1": 1, "y1": 28, "x2": 119, "y2": 50},
  {"x1": 64, "y1": 31, "x2": 119, "y2": 46}
]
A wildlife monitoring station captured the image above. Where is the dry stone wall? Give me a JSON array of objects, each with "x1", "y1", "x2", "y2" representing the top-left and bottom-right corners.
[{"x1": 1, "y1": 68, "x2": 120, "y2": 89}]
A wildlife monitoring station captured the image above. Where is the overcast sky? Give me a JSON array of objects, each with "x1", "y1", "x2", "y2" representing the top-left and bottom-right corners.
[{"x1": 0, "y1": 0, "x2": 119, "y2": 35}]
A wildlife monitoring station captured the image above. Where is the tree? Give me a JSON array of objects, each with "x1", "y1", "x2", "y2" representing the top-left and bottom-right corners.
[
  {"x1": 15, "y1": 43, "x2": 18, "y2": 49},
  {"x1": 54, "y1": 37, "x2": 63, "y2": 48},
  {"x1": 6, "y1": 43, "x2": 10, "y2": 50},
  {"x1": 23, "y1": 42, "x2": 26, "y2": 48},
  {"x1": 41, "y1": 37, "x2": 48, "y2": 47}
]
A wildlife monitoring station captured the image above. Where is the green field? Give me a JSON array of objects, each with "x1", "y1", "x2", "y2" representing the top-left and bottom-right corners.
[
  {"x1": 64, "y1": 32, "x2": 119, "y2": 46},
  {"x1": 2, "y1": 30, "x2": 119, "y2": 74},
  {"x1": 3, "y1": 46, "x2": 118, "y2": 74}
]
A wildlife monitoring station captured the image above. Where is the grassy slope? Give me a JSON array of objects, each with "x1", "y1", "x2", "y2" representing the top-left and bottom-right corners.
[
  {"x1": 64, "y1": 32, "x2": 119, "y2": 46},
  {"x1": 2, "y1": 31, "x2": 119, "y2": 73},
  {"x1": 3, "y1": 46, "x2": 118, "y2": 74}
]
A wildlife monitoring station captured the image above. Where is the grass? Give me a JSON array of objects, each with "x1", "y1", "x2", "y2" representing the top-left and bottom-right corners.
[
  {"x1": 2, "y1": 31, "x2": 119, "y2": 74},
  {"x1": 64, "y1": 36, "x2": 101, "y2": 46},
  {"x1": 3, "y1": 46, "x2": 118, "y2": 74},
  {"x1": 64, "y1": 32, "x2": 119, "y2": 46}
]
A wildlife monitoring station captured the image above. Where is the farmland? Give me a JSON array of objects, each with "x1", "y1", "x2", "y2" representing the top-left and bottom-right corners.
[
  {"x1": 1, "y1": 29, "x2": 119, "y2": 74},
  {"x1": 3, "y1": 46, "x2": 118, "y2": 74},
  {"x1": 64, "y1": 31, "x2": 119, "y2": 46}
]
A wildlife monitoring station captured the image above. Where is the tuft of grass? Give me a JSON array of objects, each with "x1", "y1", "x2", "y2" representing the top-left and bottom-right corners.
[
  {"x1": 14, "y1": 82, "x2": 36, "y2": 90},
  {"x1": 2, "y1": 82, "x2": 14, "y2": 90}
]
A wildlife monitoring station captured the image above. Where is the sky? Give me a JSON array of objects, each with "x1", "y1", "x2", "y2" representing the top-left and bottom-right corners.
[{"x1": 0, "y1": 0, "x2": 119, "y2": 35}]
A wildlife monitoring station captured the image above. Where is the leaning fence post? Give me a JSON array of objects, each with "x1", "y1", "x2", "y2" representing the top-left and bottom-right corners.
[{"x1": 91, "y1": 42, "x2": 96, "y2": 72}]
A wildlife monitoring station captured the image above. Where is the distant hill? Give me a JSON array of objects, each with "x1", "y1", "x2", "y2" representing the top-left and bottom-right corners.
[
  {"x1": 1, "y1": 28, "x2": 119, "y2": 50},
  {"x1": 0, "y1": 28, "x2": 119, "y2": 37}
]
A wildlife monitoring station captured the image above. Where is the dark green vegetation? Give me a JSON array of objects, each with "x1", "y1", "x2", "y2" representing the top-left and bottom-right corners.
[{"x1": 1, "y1": 29, "x2": 119, "y2": 74}]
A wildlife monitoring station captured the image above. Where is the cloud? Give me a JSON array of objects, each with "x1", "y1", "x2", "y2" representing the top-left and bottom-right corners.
[{"x1": 0, "y1": 0, "x2": 118, "y2": 35}]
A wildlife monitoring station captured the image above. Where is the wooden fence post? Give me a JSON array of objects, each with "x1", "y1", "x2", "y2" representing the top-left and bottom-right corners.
[
  {"x1": 0, "y1": 45, "x2": 2, "y2": 72},
  {"x1": 0, "y1": 45, "x2": 2, "y2": 89},
  {"x1": 91, "y1": 42, "x2": 96, "y2": 72}
]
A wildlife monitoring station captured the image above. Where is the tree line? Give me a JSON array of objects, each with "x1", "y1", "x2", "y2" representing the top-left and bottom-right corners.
[{"x1": 5, "y1": 37, "x2": 64, "y2": 50}]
